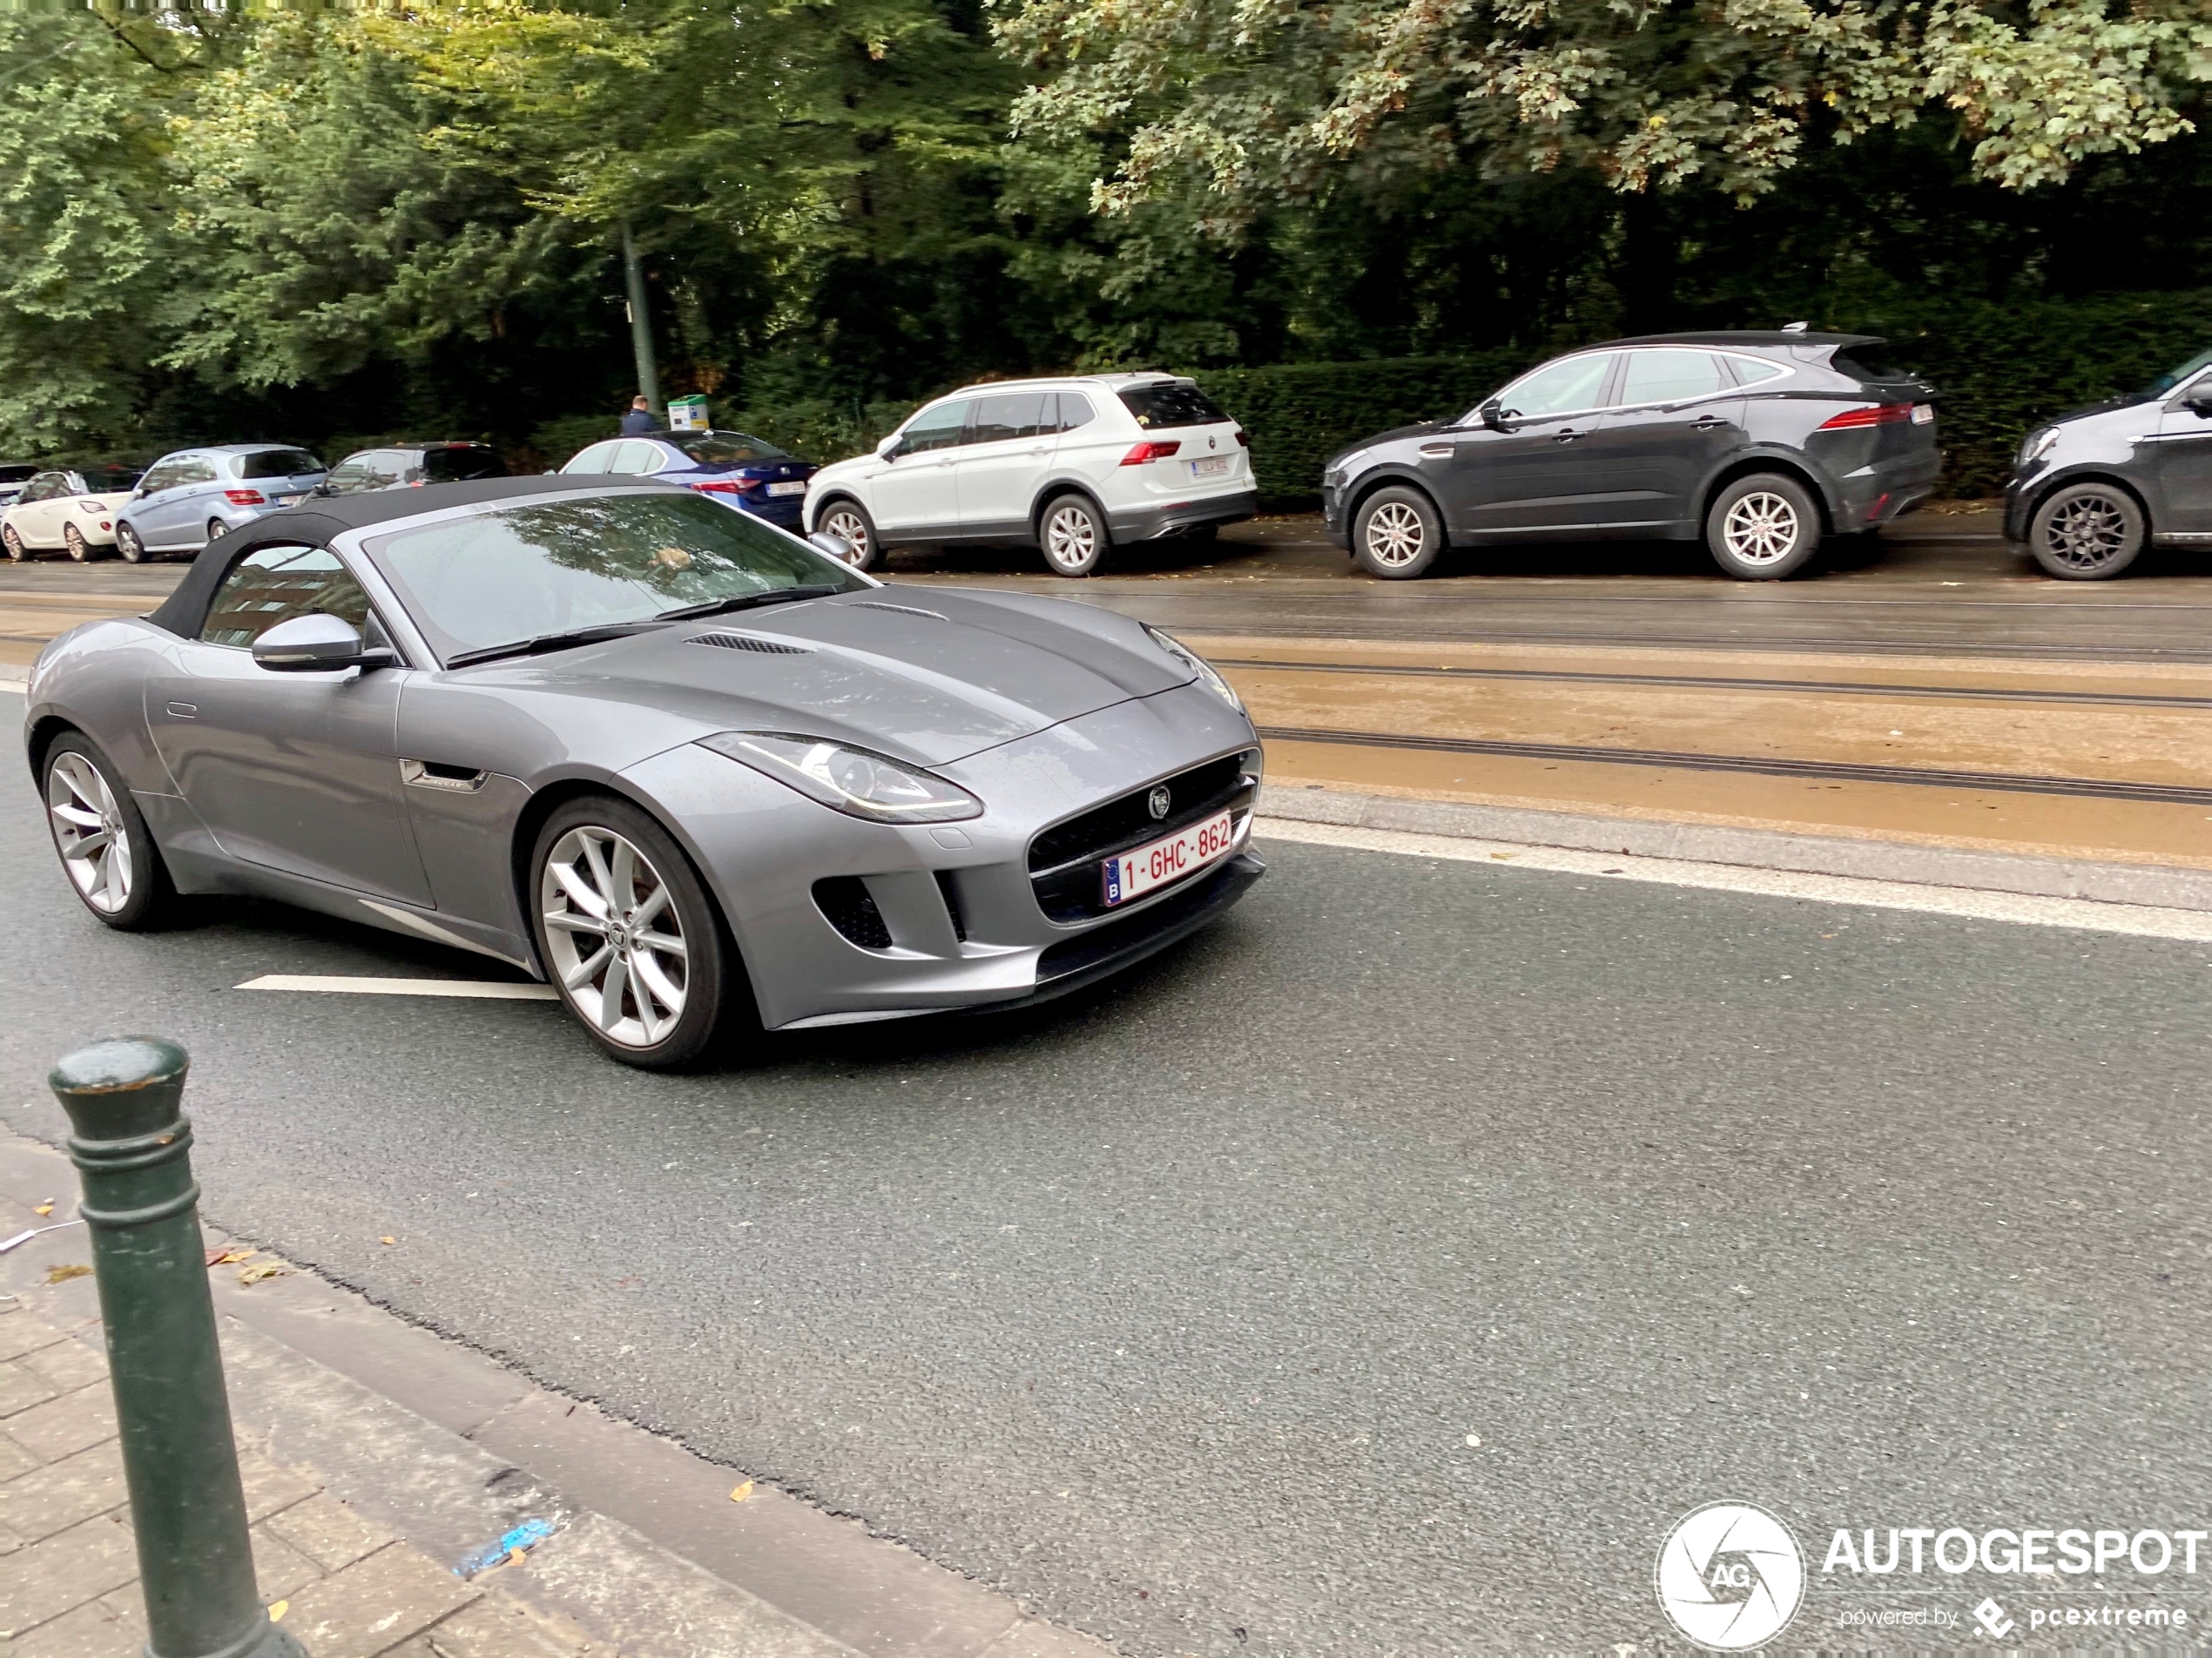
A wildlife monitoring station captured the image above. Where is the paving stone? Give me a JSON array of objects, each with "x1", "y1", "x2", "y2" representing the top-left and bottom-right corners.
[
  {"x1": 0, "y1": 1311, "x2": 72, "y2": 1365},
  {"x1": 280, "y1": 1541, "x2": 477, "y2": 1656},
  {"x1": 3, "y1": 1589, "x2": 144, "y2": 1658},
  {"x1": 0, "y1": 1508, "x2": 138, "y2": 1636},
  {"x1": 253, "y1": 1521, "x2": 328, "y2": 1601},
  {"x1": 0, "y1": 1358, "x2": 57, "y2": 1420},
  {"x1": 0, "y1": 1435, "x2": 37, "y2": 1483},
  {"x1": 23, "y1": 1337, "x2": 107, "y2": 1394},
  {"x1": 3, "y1": 1382, "x2": 117, "y2": 1462},
  {"x1": 401, "y1": 1595, "x2": 602, "y2": 1657},
  {"x1": 265, "y1": 1491, "x2": 397, "y2": 1573},
  {"x1": 236, "y1": 1442, "x2": 320, "y2": 1523},
  {"x1": 0, "y1": 1439, "x2": 126, "y2": 1543}
]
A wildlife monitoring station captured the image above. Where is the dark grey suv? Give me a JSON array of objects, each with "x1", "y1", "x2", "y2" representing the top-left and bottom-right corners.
[
  {"x1": 1322, "y1": 330, "x2": 1940, "y2": 580},
  {"x1": 2004, "y1": 348, "x2": 2212, "y2": 579}
]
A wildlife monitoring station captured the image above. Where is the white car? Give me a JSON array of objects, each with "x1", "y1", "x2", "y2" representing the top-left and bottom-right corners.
[
  {"x1": 802, "y1": 374, "x2": 1258, "y2": 576},
  {"x1": 2, "y1": 469, "x2": 138, "y2": 562}
]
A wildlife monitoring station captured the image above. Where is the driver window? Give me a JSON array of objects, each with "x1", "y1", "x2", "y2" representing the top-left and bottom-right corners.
[
  {"x1": 563, "y1": 442, "x2": 620, "y2": 475},
  {"x1": 898, "y1": 400, "x2": 972, "y2": 455},
  {"x1": 1499, "y1": 352, "x2": 1622, "y2": 421},
  {"x1": 1620, "y1": 350, "x2": 1728, "y2": 406},
  {"x1": 201, "y1": 546, "x2": 373, "y2": 649},
  {"x1": 610, "y1": 441, "x2": 664, "y2": 474}
]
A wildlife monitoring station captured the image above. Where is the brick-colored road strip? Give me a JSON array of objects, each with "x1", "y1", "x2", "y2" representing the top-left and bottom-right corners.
[{"x1": 0, "y1": 1133, "x2": 1103, "y2": 1658}]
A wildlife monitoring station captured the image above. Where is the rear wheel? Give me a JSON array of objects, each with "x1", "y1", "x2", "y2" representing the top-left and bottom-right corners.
[
  {"x1": 1040, "y1": 494, "x2": 1110, "y2": 576},
  {"x1": 42, "y1": 732, "x2": 176, "y2": 930},
  {"x1": 1352, "y1": 485, "x2": 1444, "y2": 579},
  {"x1": 205, "y1": 517, "x2": 229, "y2": 544},
  {"x1": 2029, "y1": 484, "x2": 2143, "y2": 580},
  {"x1": 63, "y1": 522, "x2": 93, "y2": 562},
  {"x1": 816, "y1": 500, "x2": 882, "y2": 572},
  {"x1": 2, "y1": 523, "x2": 25, "y2": 562},
  {"x1": 529, "y1": 795, "x2": 736, "y2": 1069},
  {"x1": 115, "y1": 522, "x2": 149, "y2": 563},
  {"x1": 1705, "y1": 473, "x2": 1821, "y2": 580}
]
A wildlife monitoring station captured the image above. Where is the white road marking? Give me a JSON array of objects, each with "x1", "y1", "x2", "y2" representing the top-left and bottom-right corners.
[
  {"x1": 1256, "y1": 817, "x2": 2212, "y2": 942},
  {"x1": 236, "y1": 974, "x2": 559, "y2": 1001}
]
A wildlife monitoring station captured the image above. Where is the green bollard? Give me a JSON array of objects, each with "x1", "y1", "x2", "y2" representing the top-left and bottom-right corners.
[{"x1": 51, "y1": 1037, "x2": 306, "y2": 1658}]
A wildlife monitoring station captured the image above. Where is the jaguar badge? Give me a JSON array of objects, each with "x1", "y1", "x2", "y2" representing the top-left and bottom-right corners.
[{"x1": 1147, "y1": 785, "x2": 1172, "y2": 820}]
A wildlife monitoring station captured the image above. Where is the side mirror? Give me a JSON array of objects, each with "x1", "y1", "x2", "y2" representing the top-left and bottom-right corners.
[
  {"x1": 2186, "y1": 390, "x2": 2212, "y2": 418},
  {"x1": 1480, "y1": 401, "x2": 1507, "y2": 431},
  {"x1": 875, "y1": 435, "x2": 902, "y2": 460},
  {"x1": 808, "y1": 531, "x2": 855, "y2": 563},
  {"x1": 252, "y1": 613, "x2": 392, "y2": 673}
]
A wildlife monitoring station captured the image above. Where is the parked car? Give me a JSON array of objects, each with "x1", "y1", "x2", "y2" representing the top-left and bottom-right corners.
[
  {"x1": 803, "y1": 374, "x2": 1258, "y2": 576},
  {"x1": 24, "y1": 475, "x2": 1263, "y2": 1068},
  {"x1": 113, "y1": 445, "x2": 327, "y2": 563},
  {"x1": 0, "y1": 464, "x2": 39, "y2": 510},
  {"x1": 320, "y1": 441, "x2": 507, "y2": 495},
  {"x1": 1322, "y1": 330, "x2": 1940, "y2": 581},
  {"x1": 560, "y1": 430, "x2": 816, "y2": 533},
  {"x1": 2, "y1": 468, "x2": 142, "y2": 561},
  {"x1": 2004, "y1": 347, "x2": 2212, "y2": 579}
]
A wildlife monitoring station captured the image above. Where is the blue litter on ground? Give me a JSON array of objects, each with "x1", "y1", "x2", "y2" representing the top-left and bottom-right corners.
[{"x1": 455, "y1": 1515, "x2": 562, "y2": 1579}]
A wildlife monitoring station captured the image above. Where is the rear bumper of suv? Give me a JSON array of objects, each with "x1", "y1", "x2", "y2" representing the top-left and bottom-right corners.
[{"x1": 1107, "y1": 488, "x2": 1258, "y2": 543}]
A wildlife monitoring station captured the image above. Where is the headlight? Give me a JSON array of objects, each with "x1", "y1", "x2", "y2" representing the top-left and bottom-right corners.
[
  {"x1": 1144, "y1": 624, "x2": 1244, "y2": 714},
  {"x1": 2019, "y1": 427, "x2": 2060, "y2": 467},
  {"x1": 699, "y1": 731, "x2": 981, "y2": 823}
]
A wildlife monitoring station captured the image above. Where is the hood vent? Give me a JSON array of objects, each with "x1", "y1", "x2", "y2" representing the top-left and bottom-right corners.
[
  {"x1": 850, "y1": 601, "x2": 948, "y2": 622},
  {"x1": 689, "y1": 632, "x2": 812, "y2": 655}
]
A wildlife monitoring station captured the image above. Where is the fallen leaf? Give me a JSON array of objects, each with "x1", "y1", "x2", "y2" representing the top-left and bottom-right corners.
[
  {"x1": 237, "y1": 1261, "x2": 285, "y2": 1285},
  {"x1": 33, "y1": 1203, "x2": 53, "y2": 1217},
  {"x1": 44, "y1": 1264, "x2": 92, "y2": 1284},
  {"x1": 267, "y1": 1601, "x2": 288, "y2": 1623},
  {"x1": 210, "y1": 1249, "x2": 255, "y2": 1267},
  {"x1": 379, "y1": 1237, "x2": 396, "y2": 1246},
  {"x1": 730, "y1": 1480, "x2": 754, "y2": 1503},
  {"x1": 509, "y1": 1546, "x2": 527, "y2": 1566}
]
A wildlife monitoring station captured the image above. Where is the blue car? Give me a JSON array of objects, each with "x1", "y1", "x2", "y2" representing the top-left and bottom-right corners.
[
  {"x1": 558, "y1": 430, "x2": 817, "y2": 530},
  {"x1": 114, "y1": 444, "x2": 328, "y2": 563}
]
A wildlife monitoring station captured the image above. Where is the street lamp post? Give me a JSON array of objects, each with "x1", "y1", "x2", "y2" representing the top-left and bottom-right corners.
[{"x1": 621, "y1": 218, "x2": 662, "y2": 417}]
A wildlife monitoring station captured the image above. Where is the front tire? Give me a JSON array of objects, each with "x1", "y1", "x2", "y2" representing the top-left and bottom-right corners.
[
  {"x1": 63, "y1": 522, "x2": 94, "y2": 562},
  {"x1": 1706, "y1": 473, "x2": 1821, "y2": 580},
  {"x1": 1352, "y1": 485, "x2": 1444, "y2": 579},
  {"x1": 42, "y1": 732, "x2": 176, "y2": 930},
  {"x1": 2029, "y1": 484, "x2": 2144, "y2": 580},
  {"x1": 529, "y1": 795, "x2": 736, "y2": 1069},
  {"x1": 2, "y1": 523, "x2": 26, "y2": 562},
  {"x1": 816, "y1": 499, "x2": 882, "y2": 572},
  {"x1": 115, "y1": 522, "x2": 149, "y2": 563},
  {"x1": 1040, "y1": 494, "x2": 1110, "y2": 576}
]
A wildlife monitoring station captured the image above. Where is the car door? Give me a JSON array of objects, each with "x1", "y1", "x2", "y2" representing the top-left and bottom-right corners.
[
  {"x1": 126, "y1": 459, "x2": 191, "y2": 546},
  {"x1": 143, "y1": 543, "x2": 432, "y2": 905},
  {"x1": 1426, "y1": 351, "x2": 1624, "y2": 536},
  {"x1": 955, "y1": 392, "x2": 1057, "y2": 537},
  {"x1": 1579, "y1": 349, "x2": 1745, "y2": 532},
  {"x1": 2153, "y1": 378, "x2": 2212, "y2": 538},
  {"x1": 13, "y1": 474, "x2": 66, "y2": 546},
  {"x1": 144, "y1": 456, "x2": 220, "y2": 547},
  {"x1": 869, "y1": 399, "x2": 970, "y2": 536}
]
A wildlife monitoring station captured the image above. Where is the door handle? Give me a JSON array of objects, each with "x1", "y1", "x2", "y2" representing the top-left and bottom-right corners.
[
  {"x1": 1693, "y1": 415, "x2": 1725, "y2": 428},
  {"x1": 165, "y1": 702, "x2": 197, "y2": 718},
  {"x1": 1552, "y1": 429, "x2": 1581, "y2": 443}
]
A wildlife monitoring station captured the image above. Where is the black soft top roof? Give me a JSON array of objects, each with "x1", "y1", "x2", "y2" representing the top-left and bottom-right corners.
[
  {"x1": 147, "y1": 475, "x2": 683, "y2": 638},
  {"x1": 1608, "y1": 330, "x2": 1882, "y2": 350}
]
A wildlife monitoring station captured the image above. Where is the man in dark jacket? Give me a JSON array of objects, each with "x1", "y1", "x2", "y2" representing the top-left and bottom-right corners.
[{"x1": 619, "y1": 395, "x2": 658, "y2": 435}]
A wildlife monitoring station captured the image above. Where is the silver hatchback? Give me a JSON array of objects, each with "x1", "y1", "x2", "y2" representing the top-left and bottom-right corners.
[{"x1": 113, "y1": 444, "x2": 327, "y2": 563}]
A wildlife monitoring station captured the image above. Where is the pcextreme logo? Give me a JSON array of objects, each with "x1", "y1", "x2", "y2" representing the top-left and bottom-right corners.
[{"x1": 1655, "y1": 1501, "x2": 1806, "y2": 1650}]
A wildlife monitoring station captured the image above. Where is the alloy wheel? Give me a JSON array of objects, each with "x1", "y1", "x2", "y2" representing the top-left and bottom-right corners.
[
  {"x1": 64, "y1": 523, "x2": 90, "y2": 562},
  {"x1": 1722, "y1": 492, "x2": 1801, "y2": 566},
  {"x1": 2040, "y1": 492, "x2": 2131, "y2": 574},
  {"x1": 206, "y1": 518, "x2": 228, "y2": 543},
  {"x1": 821, "y1": 507, "x2": 871, "y2": 565},
  {"x1": 1044, "y1": 504, "x2": 1098, "y2": 573},
  {"x1": 539, "y1": 825, "x2": 690, "y2": 1049},
  {"x1": 1363, "y1": 502, "x2": 1426, "y2": 569},
  {"x1": 116, "y1": 523, "x2": 146, "y2": 563},
  {"x1": 47, "y1": 752, "x2": 132, "y2": 914},
  {"x1": 2, "y1": 524, "x2": 24, "y2": 562}
]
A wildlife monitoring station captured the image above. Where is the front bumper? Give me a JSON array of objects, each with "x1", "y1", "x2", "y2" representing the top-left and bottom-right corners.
[{"x1": 1106, "y1": 487, "x2": 1258, "y2": 543}]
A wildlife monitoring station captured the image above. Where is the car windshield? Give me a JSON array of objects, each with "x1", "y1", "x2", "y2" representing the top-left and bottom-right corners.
[
  {"x1": 239, "y1": 449, "x2": 323, "y2": 479},
  {"x1": 679, "y1": 431, "x2": 789, "y2": 465},
  {"x1": 365, "y1": 491, "x2": 866, "y2": 664},
  {"x1": 2145, "y1": 349, "x2": 2212, "y2": 397}
]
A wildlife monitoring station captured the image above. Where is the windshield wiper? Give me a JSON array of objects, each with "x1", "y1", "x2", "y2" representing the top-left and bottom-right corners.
[
  {"x1": 657, "y1": 583, "x2": 843, "y2": 621},
  {"x1": 446, "y1": 622, "x2": 670, "y2": 669}
]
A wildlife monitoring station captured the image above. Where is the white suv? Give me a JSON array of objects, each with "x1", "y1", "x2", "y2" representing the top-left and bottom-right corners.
[{"x1": 802, "y1": 374, "x2": 1257, "y2": 576}]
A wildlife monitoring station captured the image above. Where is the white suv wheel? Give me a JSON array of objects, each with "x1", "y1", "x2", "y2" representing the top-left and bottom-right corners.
[{"x1": 1042, "y1": 496, "x2": 1108, "y2": 576}]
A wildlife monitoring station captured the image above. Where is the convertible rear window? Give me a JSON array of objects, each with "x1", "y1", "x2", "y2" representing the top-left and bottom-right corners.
[
  {"x1": 1118, "y1": 382, "x2": 1231, "y2": 430},
  {"x1": 367, "y1": 491, "x2": 867, "y2": 663},
  {"x1": 237, "y1": 449, "x2": 323, "y2": 479}
]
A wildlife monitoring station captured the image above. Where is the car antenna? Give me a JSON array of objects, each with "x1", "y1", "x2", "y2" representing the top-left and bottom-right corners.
[{"x1": 1780, "y1": 320, "x2": 1810, "y2": 334}]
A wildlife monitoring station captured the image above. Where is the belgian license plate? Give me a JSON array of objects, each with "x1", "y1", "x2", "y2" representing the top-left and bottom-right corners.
[
  {"x1": 1911, "y1": 404, "x2": 1935, "y2": 425},
  {"x1": 766, "y1": 481, "x2": 808, "y2": 497},
  {"x1": 1190, "y1": 456, "x2": 1231, "y2": 479},
  {"x1": 1102, "y1": 808, "x2": 1237, "y2": 907},
  {"x1": 273, "y1": 494, "x2": 302, "y2": 506}
]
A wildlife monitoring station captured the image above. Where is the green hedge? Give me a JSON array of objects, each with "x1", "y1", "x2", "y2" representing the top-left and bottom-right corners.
[{"x1": 525, "y1": 401, "x2": 916, "y2": 475}]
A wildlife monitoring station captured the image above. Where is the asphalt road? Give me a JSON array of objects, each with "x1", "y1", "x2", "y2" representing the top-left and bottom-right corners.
[{"x1": 5, "y1": 687, "x2": 2208, "y2": 1653}]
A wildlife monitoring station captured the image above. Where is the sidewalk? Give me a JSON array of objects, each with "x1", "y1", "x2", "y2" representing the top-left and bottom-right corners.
[{"x1": 0, "y1": 1131, "x2": 1105, "y2": 1658}]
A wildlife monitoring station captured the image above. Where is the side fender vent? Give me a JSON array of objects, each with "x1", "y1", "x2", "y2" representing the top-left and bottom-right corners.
[{"x1": 690, "y1": 632, "x2": 812, "y2": 655}]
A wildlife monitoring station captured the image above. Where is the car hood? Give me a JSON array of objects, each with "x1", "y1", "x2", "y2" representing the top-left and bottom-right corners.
[
  {"x1": 1328, "y1": 421, "x2": 1446, "y2": 468},
  {"x1": 447, "y1": 586, "x2": 1194, "y2": 765}
]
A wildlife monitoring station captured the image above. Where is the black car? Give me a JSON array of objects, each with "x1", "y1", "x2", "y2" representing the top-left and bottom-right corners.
[
  {"x1": 0, "y1": 463, "x2": 38, "y2": 510},
  {"x1": 2004, "y1": 347, "x2": 2212, "y2": 580},
  {"x1": 320, "y1": 441, "x2": 508, "y2": 495},
  {"x1": 1322, "y1": 330, "x2": 1940, "y2": 580}
]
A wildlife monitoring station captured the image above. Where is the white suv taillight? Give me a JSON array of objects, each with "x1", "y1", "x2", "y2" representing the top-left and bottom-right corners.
[{"x1": 1120, "y1": 441, "x2": 1182, "y2": 466}]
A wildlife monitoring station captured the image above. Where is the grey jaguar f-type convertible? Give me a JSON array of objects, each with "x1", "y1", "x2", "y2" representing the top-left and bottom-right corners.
[{"x1": 23, "y1": 476, "x2": 1264, "y2": 1066}]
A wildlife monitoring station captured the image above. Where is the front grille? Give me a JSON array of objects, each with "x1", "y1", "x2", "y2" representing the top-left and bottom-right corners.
[
  {"x1": 1035, "y1": 856, "x2": 1251, "y2": 982},
  {"x1": 691, "y1": 632, "x2": 811, "y2": 654},
  {"x1": 1028, "y1": 750, "x2": 1258, "y2": 923},
  {"x1": 813, "y1": 877, "x2": 892, "y2": 948}
]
